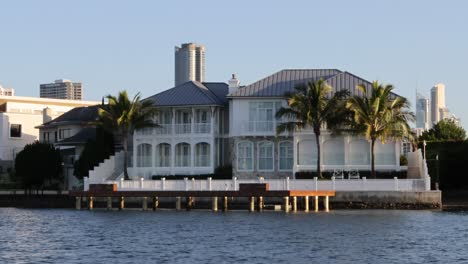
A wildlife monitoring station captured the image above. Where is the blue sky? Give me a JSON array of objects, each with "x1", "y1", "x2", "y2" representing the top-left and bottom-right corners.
[{"x1": 1, "y1": 0, "x2": 467, "y2": 129}]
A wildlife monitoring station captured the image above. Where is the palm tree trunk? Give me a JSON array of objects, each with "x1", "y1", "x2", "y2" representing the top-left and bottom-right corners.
[
  {"x1": 123, "y1": 136, "x2": 129, "y2": 180},
  {"x1": 371, "y1": 139, "x2": 376, "y2": 179},
  {"x1": 315, "y1": 132, "x2": 322, "y2": 178}
]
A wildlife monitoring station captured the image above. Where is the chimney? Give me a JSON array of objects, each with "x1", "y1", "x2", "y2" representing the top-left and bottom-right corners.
[
  {"x1": 228, "y1": 74, "x2": 240, "y2": 94},
  {"x1": 43, "y1": 107, "x2": 53, "y2": 123}
]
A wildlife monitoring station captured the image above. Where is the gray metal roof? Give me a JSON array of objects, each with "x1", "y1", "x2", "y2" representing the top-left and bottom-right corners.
[
  {"x1": 144, "y1": 81, "x2": 228, "y2": 107},
  {"x1": 55, "y1": 127, "x2": 96, "y2": 145},
  {"x1": 37, "y1": 105, "x2": 99, "y2": 128},
  {"x1": 229, "y1": 69, "x2": 401, "y2": 98}
]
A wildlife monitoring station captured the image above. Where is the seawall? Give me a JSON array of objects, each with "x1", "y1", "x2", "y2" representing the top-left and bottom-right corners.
[{"x1": 0, "y1": 191, "x2": 442, "y2": 210}]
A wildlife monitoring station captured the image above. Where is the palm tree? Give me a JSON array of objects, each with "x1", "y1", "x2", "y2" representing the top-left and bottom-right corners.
[
  {"x1": 346, "y1": 81, "x2": 414, "y2": 178},
  {"x1": 276, "y1": 79, "x2": 350, "y2": 178},
  {"x1": 98, "y1": 91, "x2": 158, "y2": 180}
]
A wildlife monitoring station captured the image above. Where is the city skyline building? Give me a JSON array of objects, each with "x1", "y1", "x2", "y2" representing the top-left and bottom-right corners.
[
  {"x1": 174, "y1": 43, "x2": 205, "y2": 86},
  {"x1": 430, "y1": 83, "x2": 446, "y2": 126},
  {"x1": 0, "y1": 85, "x2": 14, "y2": 96},
  {"x1": 416, "y1": 92, "x2": 430, "y2": 130},
  {"x1": 40, "y1": 79, "x2": 82, "y2": 100}
]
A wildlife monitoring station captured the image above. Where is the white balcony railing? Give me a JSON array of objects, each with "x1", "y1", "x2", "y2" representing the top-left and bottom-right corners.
[
  {"x1": 101, "y1": 177, "x2": 428, "y2": 192},
  {"x1": 175, "y1": 123, "x2": 191, "y2": 134},
  {"x1": 155, "y1": 125, "x2": 172, "y2": 135},
  {"x1": 194, "y1": 123, "x2": 211, "y2": 134}
]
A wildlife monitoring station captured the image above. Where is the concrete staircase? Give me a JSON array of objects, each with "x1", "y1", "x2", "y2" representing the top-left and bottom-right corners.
[{"x1": 87, "y1": 151, "x2": 124, "y2": 184}]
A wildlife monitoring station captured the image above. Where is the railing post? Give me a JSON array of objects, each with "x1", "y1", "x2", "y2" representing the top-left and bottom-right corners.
[
  {"x1": 140, "y1": 177, "x2": 144, "y2": 190},
  {"x1": 394, "y1": 177, "x2": 399, "y2": 191},
  {"x1": 331, "y1": 176, "x2": 336, "y2": 190},
  {"x1": 184, "y1": 177, "x2": 188, "y2": 191},
  {"x1": 362, "y1": 177, "x2": 367, "y2": 191},
  {"x1": 120, "y1": 178, "x2": 124, "y2": 190},
  {"x1": 84, "y1": 177, "x2": 89, "y2": 191},
  {"x1": 314, "y1": 177, "x2": 318, "y2": 191},
  {"x1": 232, "y1": 177, "x2": 237, "y2": 191},
  {"x1": 286, "y1": 177, "x2": 290, "y2": 190},
  {"x1": 192, "y1": 178, "x2": 195, "y2": 191},
  {"x1": 207, "y1": 177, "x2": 212, "y2": 191},
  {"x1": 259, "y1": 176, "x2": 264, "y2": 183},
  {"x1": 161, "y1": 177, "x2": 166, "y2": 191}
]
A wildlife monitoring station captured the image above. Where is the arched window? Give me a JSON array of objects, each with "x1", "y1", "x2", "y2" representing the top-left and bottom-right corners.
[
  {"x1": 375, "y1": 141, "x2": 396, "y2": 165},
  {"x1": 349, "y1": 140, "x2": 370, "y2": 165},
  {"x1": 297, "y1": 139, "x2": 317, "y2": 165},
  {"x1": 195, "y1": 142, "x2": 210, "y2": 167},
  {"x1": 279, "y1": 141, "x2": 293, "y2": 170},
  {"x1": 155, "y1": 143, "x2": 171, "y2": 167},
  {"x1": 137, "y1": 143, "x2": 152, "y2": 167},
  {"x1": 175, "y1": 143, "x2": 190, "y2": 167},
  {"x1": 237, "y1": 141, "x2": 253, "y2": 171},
  {"x1": 258, "y1": 141, "x2": 274, "y2": 171},
  {"x1": 324, "y1": 138, "x2": 345, "y2": 165}
]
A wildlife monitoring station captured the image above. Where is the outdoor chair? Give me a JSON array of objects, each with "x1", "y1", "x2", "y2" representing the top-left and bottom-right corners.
[
  {"x1": 332, "y1": 169, "x2": 344, "y2": 180},
  {"x1": 348, "y1": 169, "x2": 360, "y2": 180}
]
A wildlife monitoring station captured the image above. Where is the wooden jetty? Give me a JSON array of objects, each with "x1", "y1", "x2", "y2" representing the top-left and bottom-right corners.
[{"x1": 69, "y1": 183, "x2": 335, "y2": 212}]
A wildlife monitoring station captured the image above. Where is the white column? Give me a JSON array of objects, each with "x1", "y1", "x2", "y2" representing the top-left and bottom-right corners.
[
  {"x1": 190, "y1": 142, "x2": 195, "y2": 173},
  {"x1": 344, "y1": 136, "x2": 350, "y2": 170},
  {"x1": 171, "y1": 143, "x2": 176, "y2": 175},
  {"x1": 210, "y1": 107, "x2": 215, "y2": 134},
  {"x1": 395, "y1": 141, "x2": 400, "y2": 170},
  {"x1": 191, "y1": 108, "x2": 195, "y2": 134},
  {"x1": 172, "y1": 108, "x2": 176, "y2": 134},
  {"x1": 210, "y1": 139, "x2": 215, "y2": 173}
]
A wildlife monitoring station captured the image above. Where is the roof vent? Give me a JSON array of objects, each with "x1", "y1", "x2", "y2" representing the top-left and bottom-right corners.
[{"x1": 228, "y1": 74, "x2": 240, "y2": 94}]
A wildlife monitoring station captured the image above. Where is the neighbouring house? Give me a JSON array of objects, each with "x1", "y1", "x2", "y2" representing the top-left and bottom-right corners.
[
  {"x1": 0, "y1": 95, "x2": 98, "y2": 177},
  {"x1": 126, "y1": 69, "x2": 404, "y2": 180},
  {"x1": 36, "y1": 105, "x2": 103, "y2": 189}
]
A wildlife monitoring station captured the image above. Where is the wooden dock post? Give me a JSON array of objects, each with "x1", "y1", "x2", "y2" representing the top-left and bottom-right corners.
[
  {"x1": 88, "y1": 196, "x2": 94, "y2": 210},
  {"x1": 292, "y1": 196, "x2": 297, "y2": 212},
  {"x1": 153, "y1": 197, "x2": 159, "y2": 210},
  {"x1": 315, "y1": 196, "x2": 319, "y2": 212},
  {"x1": 119, "y1": 196, "x2": 125, "y2": 210},
  {"x1": 75, "y1": 196, "x2": 81, "y2": 210},
  {"x1": 324, "y1": 196, "x2": 329, "y2": 212},
  {"x1": 258, "y1": 196, "x2": 264, "y2": 212},
  {"x1": 175, "y1": 197, "x2": 182, "y2": 211},
  {"x1": 304, "y1": 196, "x2": 309, "y2": 212},
  {"x1": 223, "y1": 196, "x2": 228, "y2": 212},
  {"x1": 186, "y1": 197, "x2": 194, "y2": 211},
  {"x1": 283, "y1": 196, "x2": 290, "y2": 213},
  {"x1": 142, "y1": 197, "x2": 148, "y2": 211},
  {"x1": 212, "y1": 196, "x2": 218, "y2": 212},
  {"x1": 249, "y1": 196, "x2": 255, "y2": 212},
  {"x1": 107, "y1": 197, "x2": 112, "y2": 210}
]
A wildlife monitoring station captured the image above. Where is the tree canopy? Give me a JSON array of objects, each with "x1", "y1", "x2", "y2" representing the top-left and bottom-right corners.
[
  {"x1": 346, "y1": 81, "x2": 414, "y2": 178},
  {"x1": 419, "y1": 119, "x2": 466, "y2": 142},
  {"x1": 15, "y1": 141, "x2": 63, "y2": 191},
  {"x1": 276, "y1": 79, "x2": 350, "y2": 177},
  {"x1": 97, "y1": 91, "x2": 158, "y2": 179}
]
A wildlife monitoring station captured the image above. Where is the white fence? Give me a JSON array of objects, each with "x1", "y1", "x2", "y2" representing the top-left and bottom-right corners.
[{"x1": 84, "y1": 176, "x2": 428, "y2": 192}]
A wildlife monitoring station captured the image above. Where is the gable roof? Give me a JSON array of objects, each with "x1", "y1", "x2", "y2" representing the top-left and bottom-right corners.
[
  {"x1": 55, "y1": 127, "x2": 96, "y2": 145},
  {"x1": 37, "y1": 105, "x2": 99, "y2": 128},
  {"x1": 228, "y1": 69, "x2": 400, "y2": 98},
  {"x1": 229, "y1": 69, "x2": 341, "y2": 97},
  {"x1": 144, "y1": 81, "x2": 228, "y2": 107}
]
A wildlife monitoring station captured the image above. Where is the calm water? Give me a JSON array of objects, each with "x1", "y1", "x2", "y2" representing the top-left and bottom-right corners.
[{"x1": 1, "y1": 208, "x2": 468, "y2": 264}]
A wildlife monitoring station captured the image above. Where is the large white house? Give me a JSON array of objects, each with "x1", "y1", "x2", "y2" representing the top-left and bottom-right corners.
[
  {"x1": 130, "y1": 69, "x2": 403, "y2": 179},
  {"x1": 0, "y1": 95, "x2": 98, "y2": 174}
]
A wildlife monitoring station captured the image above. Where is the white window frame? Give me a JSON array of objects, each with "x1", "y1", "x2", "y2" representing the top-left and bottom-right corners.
[
  {"x1": 194, "y1": 142, "x2": 210, "y2": 167},
  {"x1": 257, "y1": 141, "x2": 274, "y2": 172},
  {"x1": 175, "y1": 142, "x2": 191, "y2": 167},
  {"x1": 9, "y1": 123, "x2": 22, "y2": 139},
  {"x1": 237, "y1": 141, "x2": 253, "y2": 172},
  {"x1": 278, "y1": 141, "x2": 293, "y2": 171},
  {"x1": 137, "y1": 143, "x2": 152, "y2": 168},
  {"x1": 155, "y1": 143, "x2": 171, "y2": 168}
]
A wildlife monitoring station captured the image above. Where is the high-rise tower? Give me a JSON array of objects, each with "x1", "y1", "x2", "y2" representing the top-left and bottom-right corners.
[
  {"x1": 40, "y1": 79, "x2": 82, "y2": 100},
  {"x1": 430, "y1": 83, "x2": 446, "y2": 126},
  {"x1": 174, "y1": 43, "x2": 205, "y2": 86},
  {"x1": 416, "y1": 92, "x2": 430, "y2": 130}
]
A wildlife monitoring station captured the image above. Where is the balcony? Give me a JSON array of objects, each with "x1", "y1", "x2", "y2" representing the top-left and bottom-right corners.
[
  {"x1": 194, "y1": 123, "x2": 211, "y2": 134},
  {"x1": 175, "y1": 123, "x2": 191, "y2": 134},
  {"x1": 155, "y1": 125, "x2": 172, "y2": 135}
]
